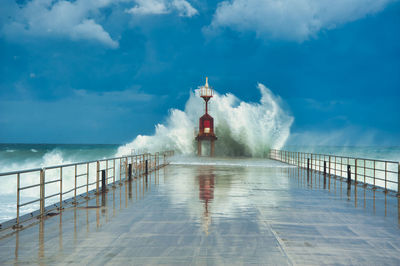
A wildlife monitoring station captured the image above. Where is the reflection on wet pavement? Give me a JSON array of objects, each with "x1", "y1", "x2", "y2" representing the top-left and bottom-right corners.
[{"x1": 1, "y1": 160, "x2": 400, "y2": 265}]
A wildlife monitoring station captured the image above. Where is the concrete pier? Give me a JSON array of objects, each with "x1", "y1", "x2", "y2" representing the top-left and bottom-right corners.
[{"x1": 1, "y1": 159, "x2": 400, "y2": 265}]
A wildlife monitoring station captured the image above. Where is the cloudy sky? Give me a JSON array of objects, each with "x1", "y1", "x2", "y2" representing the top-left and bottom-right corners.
[{"x1": 0, "y1": 0, "x2": 399, "y2": 145}]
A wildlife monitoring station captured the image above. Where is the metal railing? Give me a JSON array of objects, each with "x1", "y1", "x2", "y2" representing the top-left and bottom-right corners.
[
  {"x1": 269, "y1": 149, "x2": 400, "y2": 193},
  {"x1": 0, "y1": 150, "x2": 174, "y2": 229}
]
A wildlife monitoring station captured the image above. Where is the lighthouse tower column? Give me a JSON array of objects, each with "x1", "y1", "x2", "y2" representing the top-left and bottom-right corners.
[{"x1": 195, "y1": 77, "x2": 217, "y2": 157}]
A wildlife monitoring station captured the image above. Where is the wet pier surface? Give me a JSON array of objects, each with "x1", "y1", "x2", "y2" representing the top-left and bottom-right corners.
[{"x1": 1, "y1": 159, "x2": 400, "y2": 265}]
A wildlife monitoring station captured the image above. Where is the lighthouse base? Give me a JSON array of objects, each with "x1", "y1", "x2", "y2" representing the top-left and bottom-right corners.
[{"x1": 197, "y1": 139, "x2": 215, "y2": 157}]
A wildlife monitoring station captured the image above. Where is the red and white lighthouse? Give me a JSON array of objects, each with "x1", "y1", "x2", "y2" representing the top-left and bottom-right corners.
[{"x1": 195, "y1": 77, "x2": 217, "y2": 156}]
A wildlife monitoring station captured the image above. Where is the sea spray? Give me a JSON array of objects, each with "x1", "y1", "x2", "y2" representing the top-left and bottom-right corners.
[
  {"x1": 0, "y1": 145, "x2": 118, "y2": 197},
  {"x1": 117, "y1": 83, "x2": 294, "y2": 157}
]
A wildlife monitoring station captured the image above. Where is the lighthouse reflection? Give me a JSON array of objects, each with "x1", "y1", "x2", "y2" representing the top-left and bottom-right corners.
[{"x1": 197, "y1": 170, "x2": 215, "y2": 235}]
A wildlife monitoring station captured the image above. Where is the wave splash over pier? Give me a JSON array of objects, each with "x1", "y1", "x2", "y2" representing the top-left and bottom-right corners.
[{"x1": 118, "y1": 83, "x2": 293, "y2": 157}]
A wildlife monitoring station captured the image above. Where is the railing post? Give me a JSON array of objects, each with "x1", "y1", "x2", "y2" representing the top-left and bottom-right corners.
[
  {"x1": 297, "y1": 152, "x2": 299, "y2": 167},
  {"x1": 40, "y1": 168, "x2": 45, "y2": 217},
  {"x1": 102, "y1": 170, "x2": 106, "y2": 194},
  {"x1": 142, "y1": 154, "x2": 145, "y2": 172},
  {"x1": 355, "y1": 159, "x2": 358, "y2": 185},
  {"x1": 385, "y1": 161, "x2": 387, "y2": 192},
  {"x1": 307, "y1": 158, "x2": 310, "y2": 182},
  {"x1": 398, "y1": 163, "x2": 400, "y2": 196},
  {"x1": 328, "y1": 156, "x2": 331, "y2": 177},
  {"x1": 113, "y1": 159, "x2": 116, "y2": 184},
  {"x1": 125, "y1": 157, "x2": 128, "y2": 179},
  {"x1": 96, "y1": 161, "x2": 100, "y2": 194},
  {"x1": 135, "y1": 155, "x2": 138, "y2": 177},
  {"x1": 119, "y1": 159, "x2": 122, "y2": 183},
  {"x1": 106, "y1": 160, "x2": 108, "y2": 186},
  {"x1": 60, "y1": 167, "x2": 63, "y2": 209},
  {"x1": 128, "y1": 164, "x2": 132, "y2": 181},
  {"x1": 86, "y1": 163, "x2": 89, "y2": 195},
  {"x1": 145, "y1": 159, "x2": 149, "y2": 184},
  {"x1": 16, "y1": 173, "x2": 20, "y2": 225},
  {"x1": 347, "y1": 164, "x2": 351, "y2": 184},
  {"x1": 323, "y1": 161, "x2": 327, "y2": 188},
  {"x1": 373, "y1": 160, "x2": 376, "y2": 187},
  {"x1": 74, "y1": 164, "x2": 77, "y2": 202}
]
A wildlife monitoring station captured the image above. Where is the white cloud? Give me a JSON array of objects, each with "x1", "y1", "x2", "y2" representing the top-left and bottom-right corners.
[
  {"x1": 126, "y1": 0, "x2": 198, "y2": 17},
  {"x1": 209, "y1": 0, "x2": 395, "y2": 41},
  {"x1": 126, "y1": 0, "x2": 169, "y2": 15},
  {"x1": 172, "y1": 0, "x2": 198, "y2": 17},
  {"x1": 3, "y1": 0, "x2": 119, "y2": 48}
]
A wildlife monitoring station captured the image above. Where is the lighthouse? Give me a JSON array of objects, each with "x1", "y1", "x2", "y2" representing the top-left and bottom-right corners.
[{"x1": 195, "y1": 77, "x2": 217, "y2": 156}]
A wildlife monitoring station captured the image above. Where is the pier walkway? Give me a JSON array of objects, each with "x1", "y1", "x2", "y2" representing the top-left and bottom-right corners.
[{"x1": 1, "y1": 158, "x2": 400, "y2": 265}]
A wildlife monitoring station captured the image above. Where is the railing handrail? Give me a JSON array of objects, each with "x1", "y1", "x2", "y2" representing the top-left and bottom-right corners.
[
  {"x1": 270, "y1": 149, "x2": 398, "y2": 164},
  {"x1": 0, "y1": 151, "x2": 174, "y2": 177}
]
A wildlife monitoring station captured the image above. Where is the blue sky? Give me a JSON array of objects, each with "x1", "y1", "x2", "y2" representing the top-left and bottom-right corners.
[{"x1": 0, "y1": 0, "x2": 399, "y2": 145}]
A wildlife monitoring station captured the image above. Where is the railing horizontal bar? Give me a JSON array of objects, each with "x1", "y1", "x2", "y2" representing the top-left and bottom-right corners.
[
  {"x1": 19, "y1": 183, "x2": 41, "y2": 190},
  {"x1": 0, "y1": 168, "x2": 42, "y2": 177},
  {"x1": 97, "y1": 168, "x2": 114, "y2": 172},
  {"x1": 75, "y1": 184, "x2": 87, "y2": 190},
  {"x1": 75, "y1": 173, "x2": 87, "y2": 177},
  {"x1": 270, "y1": 149, "x2": 398, "y2": 164},
  {"x1": 62, "y1": 188, "x2": 75, "y2": 195},
  {"x1": 363, "y1": 167, "x2": 390, "y2": 172},
  {"x1": 46, "y1": 161, "x2": 94, "y2": 169},
  {"x1": 10, "y1": 154, "x2": 154, "y2": 174},
  {"x1": 44, "y1": 179, "x2": 61, "y2": 185},
  {"x1": 19, "y1": 198, "x2": 40, "y2": 207},
  {"x1": 44, "y1": 193, "x2": 60, "y2": 200}
]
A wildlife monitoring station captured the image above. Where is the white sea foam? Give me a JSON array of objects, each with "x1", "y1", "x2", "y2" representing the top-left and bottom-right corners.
[
  {"x1": 0, "y1": 149, "x2": 72, "y2": 196},
  {"x1": 117, "y1": 83, "x2": 293, "y2": 157},
  {"x1": 0, "y1": 149, "x2": 68, "y2": 173}
]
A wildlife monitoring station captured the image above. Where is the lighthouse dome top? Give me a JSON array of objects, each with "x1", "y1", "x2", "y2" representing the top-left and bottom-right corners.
[{"x1": 199, "y1": 77, "x2": 213, "y2": 98}]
